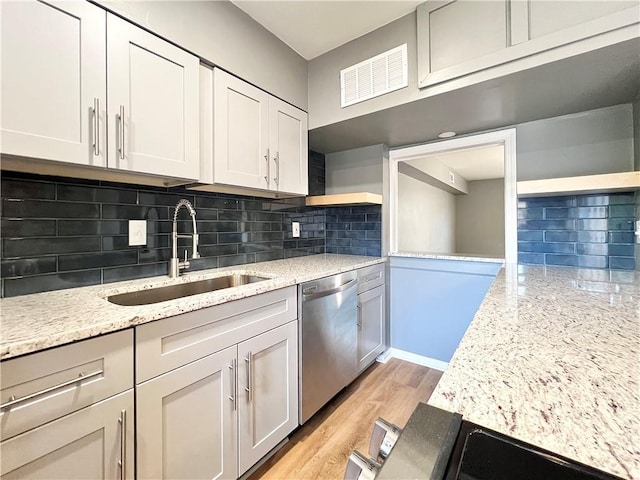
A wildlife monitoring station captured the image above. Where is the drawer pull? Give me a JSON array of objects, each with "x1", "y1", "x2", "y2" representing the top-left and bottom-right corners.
[
  {"x1": 0, "y1": 370, "x2": 103, "y2": 411},
  {"x1": 364, "y1": 273, "x2": 381, "y2": 283}
]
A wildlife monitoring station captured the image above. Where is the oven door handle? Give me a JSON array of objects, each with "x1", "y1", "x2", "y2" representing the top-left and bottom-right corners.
[{"x1": 302, "y1": 278, "x2": 357, "y2": 301}]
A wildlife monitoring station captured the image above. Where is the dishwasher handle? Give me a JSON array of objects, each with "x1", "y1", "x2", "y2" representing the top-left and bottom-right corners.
[{"x1": 303, "y1": 278, "x2": 357, "y2": 302}]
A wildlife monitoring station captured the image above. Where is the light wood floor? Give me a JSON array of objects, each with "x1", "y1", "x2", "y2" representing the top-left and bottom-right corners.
[{"x1": 249, "y1": 358, "x2": 443, "y2": 480}]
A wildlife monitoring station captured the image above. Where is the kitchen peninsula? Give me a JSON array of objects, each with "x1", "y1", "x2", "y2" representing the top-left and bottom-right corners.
[{"x1": 429, "y1": 264, "x2": 639, "y2": 480}]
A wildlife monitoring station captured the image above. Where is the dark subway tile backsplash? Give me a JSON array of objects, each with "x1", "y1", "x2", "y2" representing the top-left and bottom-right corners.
[
  {"x1": 325, "y1": 205, "x2": 382, "y2": 257},
  {"x1": 518, "y1": 193, "x2": 636, "y2": 270},
  {"x1": 1, "y1": 152, "x2": 383, "y2": 297}
]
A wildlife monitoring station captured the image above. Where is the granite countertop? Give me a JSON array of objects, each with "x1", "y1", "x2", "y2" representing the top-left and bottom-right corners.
[
  {"x1": 428, "y1": 264, "x2": 640, "y2": 480},
  {"x1": 390, "y1": 251, "x2": 505, "y2": 264},
  {"x1": 0, "y1": 254, "x2": 385, "y2": 360}
]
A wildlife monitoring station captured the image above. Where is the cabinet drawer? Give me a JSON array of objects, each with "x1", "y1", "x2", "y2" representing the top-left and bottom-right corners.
[
  {"x1": 1, "y1": 389, "x2": 134, "y2": 479},
  {"x1": 357, "y1": 263, "x2": 385, "y2": 294},
  {"x1": 0, "y1": 329, "x2": 133, "y2": 440},
  {"x1": 136, "y1": 286, "x2": 297, "y2": 383}
]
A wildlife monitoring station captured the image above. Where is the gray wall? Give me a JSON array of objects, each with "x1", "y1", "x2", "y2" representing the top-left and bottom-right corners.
[
  {"x1": 397, "y1": 172, "x2": 456, "y2": 253},
  {"x1": 98, "y1": 0, "x2": 308, "y2": 110},
  {"x1": 455, "y1": 179, "x2": 505, "y2": 257},
  {"x1": 516, "y1": 104, "x2": 635, "y2": 181},
  {"x1": 325, "y1": 144, "x2": 384, "y2": 195},
  {"x1": 308, "y1": 12, "x2": 417, "y2": 129}
]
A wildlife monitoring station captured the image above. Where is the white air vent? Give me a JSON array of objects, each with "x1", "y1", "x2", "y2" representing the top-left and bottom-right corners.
[{"x1": 340, "y1": 44, "x2": 408, "y2": 108}]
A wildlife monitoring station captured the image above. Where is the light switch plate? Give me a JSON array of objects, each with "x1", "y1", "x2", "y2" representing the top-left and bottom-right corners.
[
  {"x1": 129, "y1": 220, "x2": 147, "y2": 246},
  {"x1": 292, "y1": 222, "x2": 300, "y2": 238}
]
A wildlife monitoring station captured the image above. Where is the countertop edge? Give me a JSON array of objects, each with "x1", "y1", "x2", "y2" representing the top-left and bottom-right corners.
[{"x1": 1, "y1": 255, "x2": 386, "y2": 360}]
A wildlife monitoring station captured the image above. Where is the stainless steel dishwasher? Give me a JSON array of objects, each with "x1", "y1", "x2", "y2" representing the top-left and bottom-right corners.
[{"x1": 299, "y1": 270, "x2": 358, "y2": 424}]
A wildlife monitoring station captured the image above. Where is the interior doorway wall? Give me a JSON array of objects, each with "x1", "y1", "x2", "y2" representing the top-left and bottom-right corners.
[{"x1": 389, "y1": 129, "x2": 517, "y2": 263}]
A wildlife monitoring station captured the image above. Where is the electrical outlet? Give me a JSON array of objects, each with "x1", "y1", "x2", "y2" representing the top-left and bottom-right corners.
[
  {"x1": 292, "y1": 222, "x2": 300, "y2": 238},
  {"x1": 129, "y1": 220, "x2": 147, "y2": 246}
]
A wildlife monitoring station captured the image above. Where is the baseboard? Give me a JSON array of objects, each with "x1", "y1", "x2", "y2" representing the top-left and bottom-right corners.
[{"x1": 378, "y1": 348, "x2": 448, "y2": 371}]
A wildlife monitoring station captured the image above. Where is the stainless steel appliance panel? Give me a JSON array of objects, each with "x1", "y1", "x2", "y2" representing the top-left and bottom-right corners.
[{"x1": 299, "y1": 271, "x2": 358, "y2": 424}]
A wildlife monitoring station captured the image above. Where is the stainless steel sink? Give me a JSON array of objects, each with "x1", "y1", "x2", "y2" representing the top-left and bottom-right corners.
[{"x1": 107, "y1": 274, "x2": 268, "y2": 306}]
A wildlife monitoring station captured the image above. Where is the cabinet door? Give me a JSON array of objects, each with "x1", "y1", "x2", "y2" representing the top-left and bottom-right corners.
[
  {"x1": 107, "y1": 14, "x2": 199, "y2": 181},
  {"x1": 0, "y1": 390, "x2": 134, "y2": 480},
  {"x1": 526, "y1": 1, "x2": 637, "y2": 40},
  {"x1": 358, "y1": 285, "x2": 385, "y2": 372},
  {"x1": 269, "y1": 99, "x2": 308, "y2": 195},
  {"x1": 136, "y1": 347, "x2": 237, "y2": 480},
  {"x1": 418, "y1": 0, "x2": 508, "y2": 83},
  {"x1": 238, "y1": 321, "x2": 298, "y2": 476},
  {"x1": 213, "y1": 69, "x2": 271, "y2": 190},
  {"x1": 0, "y1": 0, "x2": 106, "y2": 167}
]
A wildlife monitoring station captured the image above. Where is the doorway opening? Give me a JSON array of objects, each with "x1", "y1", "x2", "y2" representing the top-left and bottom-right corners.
[{"x1": 389, "y1": 129, "x2": 517, "y2": 263}]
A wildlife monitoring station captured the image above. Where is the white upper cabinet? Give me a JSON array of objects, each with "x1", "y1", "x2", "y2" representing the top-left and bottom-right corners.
[
  {"x1": 107, "y1": 14, "x2": 200, "y2": 181},
  {"x1": 417, "y1": 0, "x2": 639, "y2": 88},
  {"x1": 0, "y1": 1, "x2": 106, "y2": 167},
  {"x1": 269, "y1": 98, "x2": 309, "y2": 195},
  {"x1": 212, "y1": 68, "x2": 271, "y2": 190},
  {"x1": 201, "y1": 67, "x2": 308, "y2": 196}
]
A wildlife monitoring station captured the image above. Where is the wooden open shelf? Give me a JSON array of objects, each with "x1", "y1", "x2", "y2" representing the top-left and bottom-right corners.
[
  {"x1": 517, "y1": 171, "x2": 640, "y2": 197},
  {"x1": 305, "y1": 192, "x2": 383, "y2": 207}
]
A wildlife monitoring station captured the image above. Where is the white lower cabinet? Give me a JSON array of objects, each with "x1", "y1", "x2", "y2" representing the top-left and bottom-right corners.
[
  {"x1": 136, "y1": 346, "x2": 238, "y2": 480},
  {"x1": 237, "y1": 321, "x2": 298, "y2": 476},
  {"x1": 135, "y1": 287, "x2": 299, "y2": 479},
  {"x1": 1, "y1": 390, "x2": 134, "y2": 480},
  {"x1": 357, "y1": 285, "x2": 385, "y2": 373},
  {"x1": 137, "y1": 321, "x2": 298, "y2": 480},
  {"x1": 0, "y1": 330, "x2": 134, "y2": 480}
]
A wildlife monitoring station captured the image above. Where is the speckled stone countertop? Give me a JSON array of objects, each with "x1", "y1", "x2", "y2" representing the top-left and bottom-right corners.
[
  {"x1": 0, "y1": 254, "x2": 384, "y2": 360},
  {"x1": 390, "y1": 251, "x2": 505, "y2": 264},
  {"x1": 428, "y1": 264, "x2": 640, "y2": 480}
]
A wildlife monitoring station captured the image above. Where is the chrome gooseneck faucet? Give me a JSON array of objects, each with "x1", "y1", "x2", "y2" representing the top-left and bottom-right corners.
[{"x1": 169, "y1": 199, "x2": 200, "y2": 278}]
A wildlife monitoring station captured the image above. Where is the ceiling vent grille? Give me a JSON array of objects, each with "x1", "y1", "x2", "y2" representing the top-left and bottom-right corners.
[{"x1": 340, "y1": 44, "x2": 408, "y2": 108}]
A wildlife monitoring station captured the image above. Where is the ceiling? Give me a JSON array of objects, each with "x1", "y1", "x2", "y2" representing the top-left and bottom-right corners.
[
  {"x1": 411, "y1": 145, "x2": 505, "y2": 181},
  {"x1": 231, "y1": 1, "x2": 422, "y2": 60}
]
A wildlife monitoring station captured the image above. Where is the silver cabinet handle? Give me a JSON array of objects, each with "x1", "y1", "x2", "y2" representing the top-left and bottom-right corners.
[
  {"x1": 92, "y1": 98, "x2": 100, "y2": 156},
  {"x1": 357, "y1": 304, "x2": 361, "y2": 327},
  {"x1": 228, "y1": 358, "x2": 237, "y2": 410},
  {"x1": 264, "y1": 149, "x2": 270, "y2": 186},
  {"x1": 244, "y1": 352, "x2": 252, "y2": 402},
  {"x1": 118, "y1": 105, "x2": 125, "y2": 160},
  {"x1": 118, "y1": 409, "x2": 127, "y2": 480},
  {"x1": 273, "y1": 151, "x2": 279, "y2": 186},
  {"x1": 365, "y1": 273, "x2": 381, "y2": 283},
  {"x1": 0, "y1": 370, "x2": 103, "y2": 410}
]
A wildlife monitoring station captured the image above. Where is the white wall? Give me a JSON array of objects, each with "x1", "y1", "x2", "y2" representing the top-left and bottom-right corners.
[
  {"x1": 97, "y1": 0, "x2": 308, "y2": 110},
  {"x1": 325, "y1": 145, "x2": 384, "y2": 195},
  {"x1": 397, "y1": 172, "x2": 455, "y2": 253},
  {"x1": 516, "y1": 104, "x2": 634, "y2": 181},
  {"x1": 455, "y1": 179, "x2": 505, "y2": 257}
]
